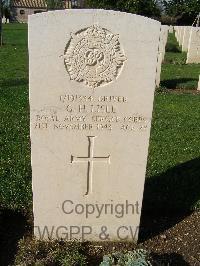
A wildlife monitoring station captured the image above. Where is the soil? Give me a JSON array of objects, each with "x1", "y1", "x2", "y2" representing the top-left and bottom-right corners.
[
  {"x1": 86, "y1": 212, "x2": 200, "y2": 265},
  {"x1": 0, "y1": 210, "x2": 199, "y2": 266}
]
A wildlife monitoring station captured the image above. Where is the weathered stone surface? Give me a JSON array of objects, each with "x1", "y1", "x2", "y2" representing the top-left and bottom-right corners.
[
  {"x1": 29, "y1": 9, "x2": 161, "y2": 242},
  {"x1": 182, "y1": 27, "x2": 192, "y2": 52},
  {"x1": 179, "y1": 26, "x2": 185, "y2": 46},
  {"x1": 186, "y1": 27, "x2": 200, "y2": 64},
  {"x1": 169, "y1": 25, "x2": 173, "y2": 33},
  {"x1": 156, "y1": 25, "x2": 168, "y2": 87}
]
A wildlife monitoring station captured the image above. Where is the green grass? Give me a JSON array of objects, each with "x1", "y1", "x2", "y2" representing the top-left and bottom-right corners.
[
  {"x1": 0, "y1": 24, "x2": 199, "y2": 212},
  {"x1": 160, "y1": 33, "x2": 200, "y2": 90},
  {"x1": 0, "y1": 24, "x2": 31, "y2": 211},
  {"x1": 146, "y1": 92, "x2": 200, "y2": 211}
]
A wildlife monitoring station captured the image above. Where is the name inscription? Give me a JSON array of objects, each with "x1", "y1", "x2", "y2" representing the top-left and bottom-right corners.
[{"x1": 32, "y1": 94, "x2": 150, "y2": 133}]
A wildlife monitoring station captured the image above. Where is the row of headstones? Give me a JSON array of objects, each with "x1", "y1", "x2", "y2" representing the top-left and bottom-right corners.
[
  {"x1": 156, "y1": 25, "x2": 200, "y2": 89},
  {"x1": 155, "y1": 25, "x2": 169, "y2": 87},
  {"x1": 174, "y1": 26, "x2": 200, "y2": 64},
  {"x1": 2, "y1": 16, "x2": 10, "y2": 24}
]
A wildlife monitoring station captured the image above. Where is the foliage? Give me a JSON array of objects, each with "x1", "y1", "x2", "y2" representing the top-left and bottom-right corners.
[
  {"x1": 14, "y1": 238, "x2": 87, "y2": 266},
  {"x1": 163, "y1": 0, "x2": 185, "y2": 17},
  {"x1": 45, "y1": 0, "x2": 65, "y2": 10},
  {"x1": 100, "y1": 249, "x2": 152, "y2": 266},
  {"x1": 0, "y1": 0, "x2": 11, "y2": 45},
  {"x1": 86, "y1": 0, "x2": 161, "y2": 18},
  {"x1": 162, "y1": 0, "x2": 200, "y2": 23},
  {"x1": 1, "y1": 0, "x2": 10, "y2": 16}
]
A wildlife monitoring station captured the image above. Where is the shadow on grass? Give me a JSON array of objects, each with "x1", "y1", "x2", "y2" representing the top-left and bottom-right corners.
[
  {"x1": 0, "y1": 78, "x2": 28, "y2": 89},
  {"x1": 165, "y1": 43, "x2": 181, "y2": 53},
  {"x1": 151, "y1": 253, "x2": 190, "y2": 266},
  {"x1": 0, "y1": 209, "x2": 30, "y2": 266},
  {"x1": 160, "y1": 78, "x2": 198, "y2": 89},
  {"x1": 139, "y1": 157, "x2": 200, "y2": 242}
]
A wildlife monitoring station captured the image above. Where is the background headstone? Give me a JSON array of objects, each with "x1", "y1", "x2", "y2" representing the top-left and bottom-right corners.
[
  {"x1": 179, "y1": 26, "x2": 185, "y2": 47},
  {"x1": 169, "y1": 25, "x2": 173, "y2": 33},
  {"x1": 186, "y1": 27, "x2": 200, "y2": 64},
  {"x1": 156, "y1": 25, "x2": 168, "y2": 87},
  {"x1": 182, "y1": 26, "x2": 192, "y2": 52},
  {"x1": 162, "y1": 26, "x2": 169, "y2": 61},
  {"x1": 2, "y1": 16, "x2": 6, "y2": 24}
]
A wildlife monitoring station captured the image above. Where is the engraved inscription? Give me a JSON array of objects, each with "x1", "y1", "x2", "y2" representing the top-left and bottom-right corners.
[
  {"x1": 64, "y1": 25, "x2": 126, "y2": 88},
  {"x1": 71, "y1": 136, "x2": 111, "y2": 195},
  {"x1": 32, "y1": 94, "x2": 150, "y2": 132}
]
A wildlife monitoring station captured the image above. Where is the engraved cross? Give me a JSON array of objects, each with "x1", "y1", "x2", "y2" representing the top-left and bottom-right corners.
[{"x1": 71, "y1": 136, "x2": 110, "y2": 195}]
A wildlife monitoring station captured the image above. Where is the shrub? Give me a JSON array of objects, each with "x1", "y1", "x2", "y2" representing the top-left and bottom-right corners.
[{"x1": 99, "y1": 249, "x2": 152, "y2": 266}]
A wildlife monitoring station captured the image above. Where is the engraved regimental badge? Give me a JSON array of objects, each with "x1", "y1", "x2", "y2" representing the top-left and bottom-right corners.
[{"x1": 64, "y1": 25, "x2": 126, "y2": 89}]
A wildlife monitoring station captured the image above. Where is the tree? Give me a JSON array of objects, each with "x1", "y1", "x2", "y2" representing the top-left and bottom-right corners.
[
  {"x1": 86, "y1": 0, "x2": 161, "y2": 18},
  {"x1": 137, "y1": 0, "x2": 161, "y2": 17},
  {"x1": 163, "y1": 0, "x2": 200, "y2": 25},
  {"x1": 46, "y1": 0, "x2": 65, "y2": 10}
]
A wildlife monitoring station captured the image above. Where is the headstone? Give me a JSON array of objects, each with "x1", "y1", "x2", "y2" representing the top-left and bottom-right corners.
[
  {"x1": 177, "y1": 27, "x2": 181, "y2": 43},
  {"x1": 2, "y1": 16, "x2": 6, "y2": 24},
  {"x1": 176, "y1": 26, "x2": 182, "y2": 45},
  {"x1": 179, "y1": 26, "x2": 185, "y2": 46},
  {"x1": 182, "y1": 26, "x2": 192, "y2": 52},
  {"x1": 169, "y1": 25, "x2": 173, "y2": 33},
  {"x1": 156, "y1": 25, "x2": 168, "y2": 87},
  {"x1": 175, "y1": 27, "x2": 179, "y2": 43},
  {"x1": 162, "y1": 26, "x2": 169, "y2": 61},
  {"x1": 186, "y1": 27, "x2": 200, "y2": 64},
  {"x1": 29, "y1": 9, "x2": 161, "y2": 242},
  {"x1": 174, "y1": 26, "x2": 178, "y2": 40}
]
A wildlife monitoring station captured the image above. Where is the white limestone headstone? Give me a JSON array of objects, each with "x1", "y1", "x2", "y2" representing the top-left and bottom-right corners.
[
  {"x1": 29, "y1": 9, "x2": 161, "y2": 242},
  {"x1": 176, "y1": 26, "x2": 181, "y2": 42},
  {"x1": 176, "y1": 26, "x2": 183, "y2": 45},
  {"x1": 174, "y1": 26, "x2": 177, "y2": 39},
  {"x1": 2, "y1": 16, "x2": 6, "y2": 24},
  {"x1": 169, "y1": 25, "x2": 173, "y2": 33},
  {"x1": 182, "y1": 26, "x2": 192, "y2": 52},
  {"x1": 156, "y1": 26, "x2": 168, "y2": 87},
  {"x1": 177, "y1": 27, "x2": 181, "y2": 43},
  {"x1": 179, "y1": 26, "x2": 185, "y2": 46},
  {"x1": 162, "y1": 26, "x2": 169, "y2": 61},
  {"x1": 186, "y1": 27, "x2": 200, "y2": 64}
]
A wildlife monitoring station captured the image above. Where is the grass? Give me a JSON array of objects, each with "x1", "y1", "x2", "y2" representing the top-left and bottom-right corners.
[
  {"x1": 146, "y1": 92, "x2": 200, "y2": 211},
  {"x1": 0, "y1": 24, "x2": 200, "y2": 214},
  {"x1": 160, "y1": 33, "x2": 199, "y2": 90},
  {"x1": 14, "y1": 238, "x2": 88, "y2": 266},
  {"x1": 0, "y1": 24, "x2": 31, "y2": 211}
]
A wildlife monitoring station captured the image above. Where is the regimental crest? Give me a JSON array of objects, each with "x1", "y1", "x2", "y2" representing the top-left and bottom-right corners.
[{"x1": 64, "y1": 25, "x2": 127, "y2": 89}]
